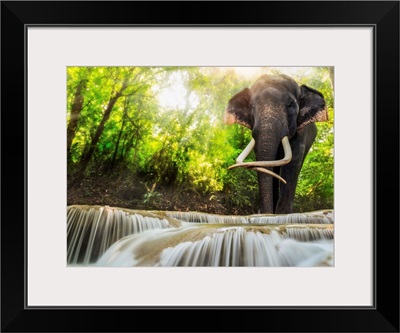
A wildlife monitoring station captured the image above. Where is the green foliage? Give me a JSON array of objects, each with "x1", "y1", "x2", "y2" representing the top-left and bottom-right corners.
[
  {"x1": 67, "y1": 66, "x2": 334, "y2": 213},
  {"x1": 291, "y1": 67, "x2": 335, "y2": 211},
  {"x1": 143, "y1": 190, "x2": 163, "y2": 206}
]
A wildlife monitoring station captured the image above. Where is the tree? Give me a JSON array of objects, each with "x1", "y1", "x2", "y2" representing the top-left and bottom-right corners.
[{"x1": 74, "y1": 68, "x2": 135, "y2": 181}]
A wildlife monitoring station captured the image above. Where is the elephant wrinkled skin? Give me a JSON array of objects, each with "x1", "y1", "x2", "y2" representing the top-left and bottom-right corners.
[{"x1": 225, "y1": 74, "x2": 328, "y2": 214}]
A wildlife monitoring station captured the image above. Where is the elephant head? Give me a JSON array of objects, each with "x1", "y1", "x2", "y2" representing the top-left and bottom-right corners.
[{"x1": 224, "y1": 74, "x2": 328, "y2": 214}]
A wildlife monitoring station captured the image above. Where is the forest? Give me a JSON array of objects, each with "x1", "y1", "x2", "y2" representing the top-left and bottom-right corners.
[{"x1": 67, "y1": 66, "x2": 334, "y2": 215}]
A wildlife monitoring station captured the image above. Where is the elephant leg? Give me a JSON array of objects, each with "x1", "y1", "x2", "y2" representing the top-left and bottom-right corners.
[{"x1": 276, "y1": 124, "x2": 317, "y2": 214}]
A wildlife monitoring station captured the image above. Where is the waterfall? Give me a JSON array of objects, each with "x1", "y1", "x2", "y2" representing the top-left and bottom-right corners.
[
  {"x1": 167, "y1": 210, "x2": 333, "y2": 224},
  {"x1": 167, "y1": 211, "x2": 249, "y2": 224},
  {"x1": 249, "y1": 211, "x2": 333, "y2": 224},
  {"x1": 159, "y1": 230, "x2": 333, "y2": 267},
  {"x1": 67, "y1": 205, "x2": 174, "y2": 264},
  {"x1": 67, "y1": 205, "x2": 334, "y2": 267},
  {"x1": 95, "y1": 225, "x2": 333, "y2": 267}
]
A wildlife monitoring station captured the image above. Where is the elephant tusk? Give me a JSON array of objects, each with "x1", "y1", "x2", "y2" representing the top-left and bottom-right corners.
[
  {"x1": 228, "y1": 136, "x2": 292, "y2": 169},
  {"x1": 250, "y1": 167, "x2": 287, "y2": 184},
  {"x1": 235, "y1": 138, "x2": 255, "y2": 163}
]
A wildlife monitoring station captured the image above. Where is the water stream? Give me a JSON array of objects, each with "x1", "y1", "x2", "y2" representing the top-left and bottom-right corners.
[{"x1": 67, "y1": 205, "x2": 334, "y2": 267}]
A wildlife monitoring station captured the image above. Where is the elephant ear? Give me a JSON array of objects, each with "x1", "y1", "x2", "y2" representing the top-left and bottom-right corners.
[
  {"x1": 224, "y1": 88, "x2": 253, "y2": 129},
  {"x1": 297, "y1": 85, "x2": 328, "y2": 130}
]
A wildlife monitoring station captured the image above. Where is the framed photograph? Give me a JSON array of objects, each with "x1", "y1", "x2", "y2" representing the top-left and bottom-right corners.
[{"x1": 2, "y1": 1, "x2": 399, "y2": 332}]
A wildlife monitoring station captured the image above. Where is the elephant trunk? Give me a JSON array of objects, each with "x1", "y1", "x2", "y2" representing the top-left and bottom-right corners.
[
  {"x1": 254, "y1": 133, "x2": 279, "y2": 214},
  {"x1": 253, "y1": 117, "x2": 292, "y2": 214}
]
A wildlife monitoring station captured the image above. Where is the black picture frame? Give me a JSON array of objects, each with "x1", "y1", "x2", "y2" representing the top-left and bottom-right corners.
[{"x1": 1, "y1": 1, "x2": 399, "y2": 332}]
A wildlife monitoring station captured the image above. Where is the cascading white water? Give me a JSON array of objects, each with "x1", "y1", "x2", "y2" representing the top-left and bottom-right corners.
[
  {"x1": 167, "y1": 211, "x2": 249, "y2": 224},
  {"x1": 283, "y1": 226, "x2": 334, "y2": 241},
  {"x1": 95, "y1": 225, "x2": 333, "y2": 267},
  {"x1": 67, "y1": 205, "x2": 173, "y2": 264},
  {"x1": 157, "y1": 227, "x2": 286, "y2": 267},
  {"x1": 167, "y1": 210, "x2": 333, "y2": 224},
  {"x1": 159, "y1": 230, "x2": 333, "y2": 267},
  {"x1": 67, "y1": 205, "x2": 334, "y2": 267},
  {"x1": 249, "y1": 212, "x2": 333, "y2": 224}
]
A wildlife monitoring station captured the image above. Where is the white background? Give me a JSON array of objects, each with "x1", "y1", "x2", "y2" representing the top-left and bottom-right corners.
[{"x1": 27, "y1": 27, "x2": 373, "y2": 306}]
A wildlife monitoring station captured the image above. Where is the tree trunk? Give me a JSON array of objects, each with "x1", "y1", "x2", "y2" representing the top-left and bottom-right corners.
[
  {"x1": 74, "y1": 79, "x2": 131, "y2": 184},
  {"x1": 108, "y1": 100, "x2": 129, "y2": 174},
  {"x1": 67, "y1": 78, "x2": 88, "y2": 160}
]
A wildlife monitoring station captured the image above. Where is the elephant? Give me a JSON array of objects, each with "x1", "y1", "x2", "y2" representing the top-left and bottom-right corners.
[{"x1": 224, "y1": 74, "x2": 328, "y2": 214}]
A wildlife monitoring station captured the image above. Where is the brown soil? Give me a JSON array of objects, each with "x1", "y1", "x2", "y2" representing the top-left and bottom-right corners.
[{"x1": 67, "y1": 175, "x2": 255, "y2": 215}]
